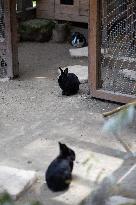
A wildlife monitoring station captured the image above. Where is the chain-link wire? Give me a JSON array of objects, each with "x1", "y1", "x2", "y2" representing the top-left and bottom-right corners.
[
  {"x1": 101, "y1": 0, "x2": 136, "y2": 96},
  {"x1": 0, "y1": 0, "x2": 7, "y2": 78}
]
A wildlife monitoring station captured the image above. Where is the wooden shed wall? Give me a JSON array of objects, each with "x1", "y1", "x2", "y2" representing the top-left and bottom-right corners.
[{"x1": 37, "y1": 0, "x2": 89, "y2": 23}]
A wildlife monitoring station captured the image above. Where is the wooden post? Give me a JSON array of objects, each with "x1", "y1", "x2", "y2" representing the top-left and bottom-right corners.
[
  {"x1": 10, "y1": 0, "x2": 19, "y2": 78},
  {"x1": 88, "y1": 0, "x2": 101, "y2": 93},
  {"x1": 4, "y1": 0, "x2": 13, "y2": 78}
]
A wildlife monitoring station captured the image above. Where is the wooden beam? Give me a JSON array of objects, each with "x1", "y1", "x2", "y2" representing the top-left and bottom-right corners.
[
  {"x1": 88, "y1": 0, "x2": 101, "y2": 92},
  {"x1": 103, "y1": 101, "x2": 136, "y2": 117},
  {"x1": 5, "y1": 0, "x2": 19, "y2": 78},
  {"x1": 91, "y1": 89, "x2": 136, "y2": 104},
  {"x1": 9, "y1": 0, "x2": 19, "y2": 78},
  {"x1": 5, "y1": 0, "x2": 13, "y2": 78}
]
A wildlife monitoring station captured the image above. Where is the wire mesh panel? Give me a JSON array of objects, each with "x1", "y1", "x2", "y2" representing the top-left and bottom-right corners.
[
  {"x1": 0, "y1": 0, "x2": 7, "y2": 77},
  {"x1": 0, "y1": 0, "x2": 5, "y2": 40},
  {"x1": 101, "y1": 0, "x2": 136, "y2": 96},
  {"x1": 0, "y1": 0, "x2": 18, "y2": 78}
]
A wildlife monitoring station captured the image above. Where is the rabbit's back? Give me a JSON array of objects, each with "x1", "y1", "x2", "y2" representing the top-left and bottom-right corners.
[
  {"x1": 46, "y1": 158, "x2": 72, "y2": 191},
  {"x1": 67, "y1": 73, "x2": 80, "y2": 82},
  {"x1": 66, "y1": 73, "x2": 80, "y2": 92},
  {"x1": 60, "y1": 73, "x2": 80, "y2": 95}
]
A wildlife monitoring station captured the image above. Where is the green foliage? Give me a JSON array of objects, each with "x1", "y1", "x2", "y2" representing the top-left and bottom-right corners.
[
  {"x1": 0, "y1": 193, "x2": 41, "y2": 205},
  {"x1": 19, "y1": 19, "x2": 55, "y2": 42},
  {"x1": 0, "y1": 193, "x2": 13, "y2": 205},
  {"x1": 20, "y1": 19, "x2": 55, "y2": 34}
]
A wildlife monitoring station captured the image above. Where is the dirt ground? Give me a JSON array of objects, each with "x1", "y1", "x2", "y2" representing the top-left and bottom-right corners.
[{"x1": 0, "y1": 42, "x2": 136, "y2": 204}]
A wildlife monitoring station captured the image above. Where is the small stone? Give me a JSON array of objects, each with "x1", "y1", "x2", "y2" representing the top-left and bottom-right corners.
[
  {"x1": 27, "y1": 160, "x2": 32, "y2": 164},
  {"x1": 69, "y1": 47, "x2": 88, "y2": 57}
]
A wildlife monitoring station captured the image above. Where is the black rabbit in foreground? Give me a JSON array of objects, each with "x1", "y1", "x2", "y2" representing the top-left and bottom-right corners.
[
  {"x1": 58, "y1": 67, "x2": 80, "y2": 96},
  {"x1": 45, "y1": 142, "x2": 76, "y2": 192}
]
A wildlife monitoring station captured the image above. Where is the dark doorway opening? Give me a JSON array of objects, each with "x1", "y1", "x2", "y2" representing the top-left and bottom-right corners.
[{"x1": 60, "y1": 0, "x2": 74, "y2": 5}]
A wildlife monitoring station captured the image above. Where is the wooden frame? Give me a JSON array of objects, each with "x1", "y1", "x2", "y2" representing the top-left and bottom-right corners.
[{"x1": 88, "y1": 0, "x2": 136, "y2": 104}]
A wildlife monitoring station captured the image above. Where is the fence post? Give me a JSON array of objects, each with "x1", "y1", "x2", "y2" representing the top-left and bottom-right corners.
[{"x1": 10, "y1": 0, "x2": 19, "y2": 77}]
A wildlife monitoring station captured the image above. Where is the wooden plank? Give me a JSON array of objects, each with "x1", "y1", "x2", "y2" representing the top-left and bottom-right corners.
[
  {"x1": 55, "y1": 0, "x2": 88, "y2": 22},
  {"x1": 37, "y1": 0, "x2": 55, "y2": 19},
  {"x1": 37, "y1": 0, "x2": 47, "y2": 17},
  {"x1": 37, "y1": 9, "x2": 88, "y2": 22},
  {"x1": 37, "y1": 10, "x2": 52, "y2": 19},
  {"x1": 49, "y1": 0, "x2": 55, "y2": 18},
  {"x1": 88, "y1": 0, "x2": 99, "y2": 91},
  {"x1": 55, "y1": 12, "x2": 88, "y2": 23},
  {"x1": 79, "y1": 0, "x2": 89, "y2": 16},
  {"x1": 10, "y1": 0, "x2": 19, "y2": 77},
  {"x1": 91, "y1": 89, "x2": 136, "y2": 104},
  {"x1": 37, "y1": 4, "x2": 48, "y2": 11},
  {"x1": 4, "y1": 0, "x2": 13, "y2": 78},
  {"x1": 37, "y1": 0, "x2": 89, "y2": 23}
]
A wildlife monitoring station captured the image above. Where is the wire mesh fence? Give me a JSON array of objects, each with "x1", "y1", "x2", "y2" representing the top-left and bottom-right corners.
[
  {"x1": 101, "y1": 0, "x2": 136, "y2": 96},
  {"x1": 0, "y1": 0, "x2": 7, "y2": 78},
  {"x1": 0, "y1": 0, "x2": 5, "y2": 41}
]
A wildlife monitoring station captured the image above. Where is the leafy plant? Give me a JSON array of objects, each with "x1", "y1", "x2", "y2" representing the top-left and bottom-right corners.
[
  {"x1": 19, "y1": 19, "x2": 55, "y2": 42},
  {"x1": 20, "y1": 19, "x2": 55, "y2": 33},
  {"x1": 0, "y1": 193, "x2": 41, "y2": 205}
]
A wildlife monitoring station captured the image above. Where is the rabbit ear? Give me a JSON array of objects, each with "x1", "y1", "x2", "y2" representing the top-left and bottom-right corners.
[
  {"x1": 59, "y1": 142, "x2": 68, "y2": 153},
  {"x1": 64, "y1": 68, "x2": 68, "y2": 75},
  {"x1": 59, "y1": 142, "x2": 65, "y2": 149},
  {"x1": 59, "y1": 67, "x2": 63, "y2": 74},
  {"x1": 59, "y1": 142, "x2": 63, "y2": 150},
  {"x1": 58, "y1": 142, "x2": 62, "y2": 147}
]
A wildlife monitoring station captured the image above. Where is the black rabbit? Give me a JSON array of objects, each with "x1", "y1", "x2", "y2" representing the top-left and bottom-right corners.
[
  {"x1": 45, "y1": 142, "x2": 76, "y2": 192},
  {"x1": 58, "y1": 67, "x2": 80, "y2": 96}
]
